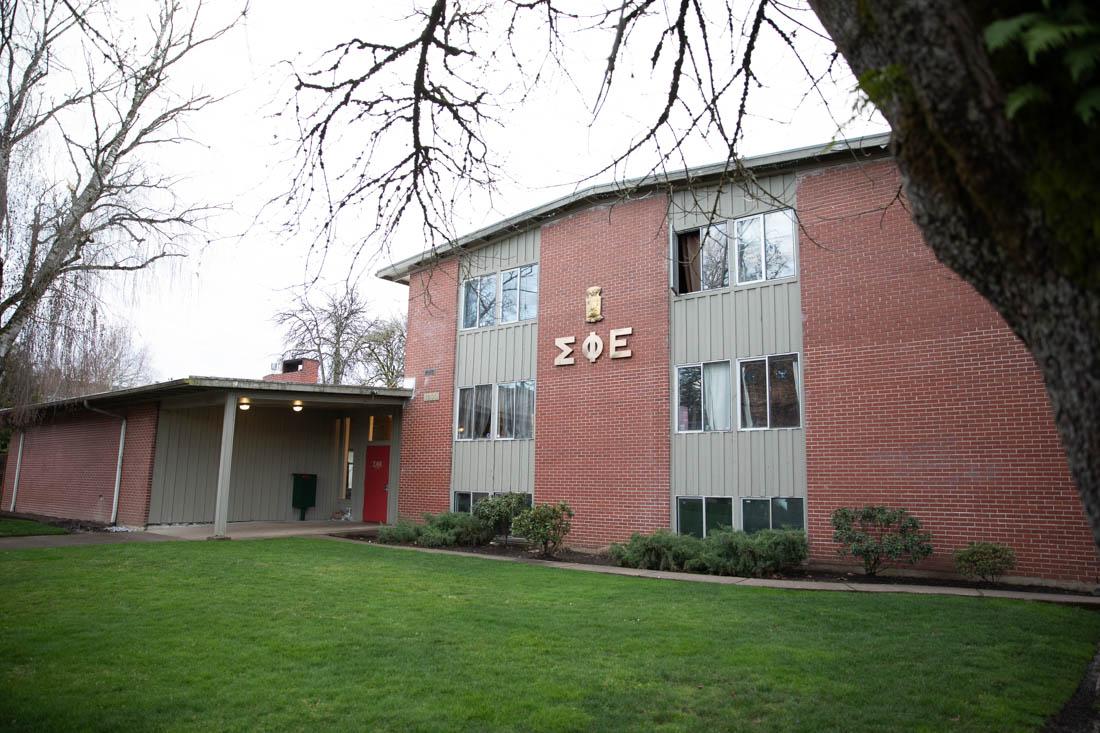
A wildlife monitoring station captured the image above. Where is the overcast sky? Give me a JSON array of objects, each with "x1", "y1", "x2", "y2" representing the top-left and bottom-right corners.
[{"x1": 103, "y1": 1, "x2": 887, "y2": 382}]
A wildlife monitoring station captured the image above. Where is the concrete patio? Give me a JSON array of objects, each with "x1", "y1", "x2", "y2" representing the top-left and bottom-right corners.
[{"x1": 146, "y1": 520, "x2": 380, "y2": 541}]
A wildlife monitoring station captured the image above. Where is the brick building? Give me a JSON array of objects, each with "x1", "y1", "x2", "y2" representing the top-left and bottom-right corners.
[
  {"x1": 5, "y1": 134, "x2": 1096, "y2": 586},
  {"x1": 378, "y1": 134, "x2": 1099, "y2": 586}
]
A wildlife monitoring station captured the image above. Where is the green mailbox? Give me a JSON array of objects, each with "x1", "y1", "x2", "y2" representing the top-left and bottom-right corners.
[{"x1": 292, "y1": 473, "x2": 317, "y2": 521}]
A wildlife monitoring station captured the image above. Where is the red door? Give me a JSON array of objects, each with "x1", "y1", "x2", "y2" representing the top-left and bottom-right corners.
[{"x1": 362, "y1": 445, "x2": 390, "y2": 523}]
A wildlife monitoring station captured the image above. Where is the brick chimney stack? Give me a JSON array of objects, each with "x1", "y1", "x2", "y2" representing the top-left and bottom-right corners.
[{"x1": 262, "y1": 358, "x2": 321, "y2": 384}]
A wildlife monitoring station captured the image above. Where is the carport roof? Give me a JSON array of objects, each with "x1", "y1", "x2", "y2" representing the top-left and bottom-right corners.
[{"x1": 0, "y1": 376, "x2": 413, "y2": 415}]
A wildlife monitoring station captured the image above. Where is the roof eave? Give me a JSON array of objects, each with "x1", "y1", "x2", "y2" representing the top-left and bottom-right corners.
[{"x1": 375, "y1": 132, "x2": 892, "y2": 283}]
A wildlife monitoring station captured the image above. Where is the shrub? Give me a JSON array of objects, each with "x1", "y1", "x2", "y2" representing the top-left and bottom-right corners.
[
  {"x1": 954, "y1": 542, "x2": 1017, "y2": 583},
  {"x1": 415, "y1": 512, "x2": 495, "y2": 548},
  {"x1": 376, "y1": 521, "x2": 421, "y2": 544},
  {"x1": 830, "y1": 506, "x2": 933, "y2": 576},
  {"x1": 611, "y1": 529, "x2": 808, "y2": 577},
  {"x1": 512, "y1": 502, "x2": 574, "y2": 557},
  {"x1": 473, "y1": 493, "x2": 530, "y2": 545},
  {"x1": 697, "y1": 530, "x2": 808, "y2": 577},
  {"x1": 609, "y1": 530, "x2": 705, "y2": 572}
]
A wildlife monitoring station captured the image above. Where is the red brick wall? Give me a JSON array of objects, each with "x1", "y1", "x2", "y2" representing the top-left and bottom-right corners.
[
  {"x1": 116, "y1": 403, "x2": 159, "y2": 526},
  {"x1": 798, "y1": 159, "x2": 1100, "y2": 583},
  {"x1": 534, "y1": 195, "x2": 671, "y2": 546},
  {"x1": 263, "y1": 359, "x2": 321, "y2": 384},
  {"x1": 1, "y1": 410, "x2": 122, "y2": 523},
  {"x1": 397, "y1": 259, "x2": 459, "y2": 519},
  {"x1": 0, "y1": 403, "x2": 161, "y2": 525}
]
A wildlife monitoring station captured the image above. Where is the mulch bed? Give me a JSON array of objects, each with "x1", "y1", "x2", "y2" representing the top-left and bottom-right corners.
[{"x1": 338, "y1": 533, "x2": 1097, "y2": 597}]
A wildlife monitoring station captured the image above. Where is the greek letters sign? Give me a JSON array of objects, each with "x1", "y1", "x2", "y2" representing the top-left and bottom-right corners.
[{"x1": 554, "y1": 327, "x2": 633, "y2": 366}]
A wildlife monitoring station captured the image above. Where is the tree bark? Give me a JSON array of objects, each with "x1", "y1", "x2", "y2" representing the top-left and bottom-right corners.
[{"x1": 808, "y1": 0, "x2": 1100, "y2": 548}]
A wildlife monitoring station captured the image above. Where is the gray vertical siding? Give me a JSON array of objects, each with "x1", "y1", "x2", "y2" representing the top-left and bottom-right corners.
[
  {"x1": 668, "y1": 173, "x2": 807, "y2": 525},
  {"x1": 148, "y1": 404, "x2": 378, "y2": 524},
  {"x1": 451, "y1": 228, "x2": 540, "y2": 497}
]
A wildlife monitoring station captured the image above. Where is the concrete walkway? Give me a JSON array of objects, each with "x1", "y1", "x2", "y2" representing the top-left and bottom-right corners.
[
  {"x1": 146, "y1": 520, "x2": 379, "y2": 541},
  {"x1": 323, "y1": 536, "x2": 1100, "y2": 607}
]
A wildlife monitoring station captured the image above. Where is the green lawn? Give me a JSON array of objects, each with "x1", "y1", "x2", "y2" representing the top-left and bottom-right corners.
[
  {"x1": 0, "y1": 539, "x2": 1097, "y2": 732},
  {"x1": 0, "y1": 517, "x2": 68, "y2": 537}
]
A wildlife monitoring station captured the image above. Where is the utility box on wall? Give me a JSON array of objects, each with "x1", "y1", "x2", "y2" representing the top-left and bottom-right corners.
[{"x1": 291, "y1": 473, "x2": 317, "y2": 521}]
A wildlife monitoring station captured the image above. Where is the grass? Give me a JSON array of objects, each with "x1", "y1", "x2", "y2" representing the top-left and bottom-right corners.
[
  {"x1": 0, "y1": 517, "x2": 68, "y2": 537},
  {"x1": 0, "y1": 539, "x2": 1098, "y2": 732}
]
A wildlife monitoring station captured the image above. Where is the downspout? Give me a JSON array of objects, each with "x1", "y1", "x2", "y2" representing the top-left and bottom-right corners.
[
  {"x1": 84, "y1": 401, "x2": 126, "y2": 526},
  {"x1": 9, "y1": 431, "x2": 24, "y2": 511}
]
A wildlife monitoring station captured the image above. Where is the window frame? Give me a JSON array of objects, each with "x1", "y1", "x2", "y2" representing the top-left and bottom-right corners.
[
  {"x1": 455, "y1": 380, "x2": 536, "y2": 442},
  {"x1": 455, "y1": 383, "x2": 495, "y2": 441},
  {"x1": 460, "y1": 262, "x2": 540, "y2": 331},
  {"x1": 453, "y1": 490, "x2": 533, "y2": 513},
  {"x1": 675, "y1": 495, "x2": 735, "y2": 538},
  {"x1": 740, "y1": 496, "x2": 806, "y2": 533},
  {"x1": 674, "y1": 360, "x2": 732, "y2": 434},
  {"x1": 736, "y1": 352, "x2": 802, "y2": 431},
  {"x1": 494, "y1": 379, "x2": 536, "y2": 441},
  {"x1": 733, "y1": 209, "x2": 798, "y2": 287}
]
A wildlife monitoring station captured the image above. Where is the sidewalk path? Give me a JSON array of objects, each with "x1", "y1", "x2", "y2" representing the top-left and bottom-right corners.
[{"x1": 322, "y1": 536, "x2": 1100, "y2": 607}]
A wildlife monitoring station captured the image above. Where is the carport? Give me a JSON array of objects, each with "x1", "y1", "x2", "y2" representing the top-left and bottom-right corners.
[{"x1": 0, "y1": 377, "x2": 411, "y2": 537}]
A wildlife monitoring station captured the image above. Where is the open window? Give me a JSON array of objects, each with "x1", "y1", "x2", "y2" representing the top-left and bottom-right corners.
[{"x1": 675, "y1": 224, "x2": 728, "y2": 294}]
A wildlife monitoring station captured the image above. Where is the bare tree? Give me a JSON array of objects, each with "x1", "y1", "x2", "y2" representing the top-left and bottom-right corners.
[
  {"x1": 362, "y1": 314, "x2": 406, "y2": 389},
  {"x1": 0, "y1": 0, "x2": 246, "y2": 381},
  {"x1": 290, "y1": 1, "x2": 1100, "y2": 551},
  {"x1": 275, "y1": 283, "x2": 381, "y2": 385}
]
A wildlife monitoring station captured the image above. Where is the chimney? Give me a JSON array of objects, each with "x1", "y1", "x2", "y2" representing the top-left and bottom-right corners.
[{"x1": 262, "y1": 357, "x2": 321, "y2": 384}]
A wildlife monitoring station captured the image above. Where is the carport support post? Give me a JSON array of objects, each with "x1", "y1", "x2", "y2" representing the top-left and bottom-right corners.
[{"x1": 213, "y1": 392, "x2": 237, "y2": 538}]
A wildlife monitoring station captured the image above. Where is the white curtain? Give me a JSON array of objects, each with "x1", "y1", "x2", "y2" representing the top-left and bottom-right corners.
[{"x1": 703, "y1": 362, "x2": 731, "y2": 431}]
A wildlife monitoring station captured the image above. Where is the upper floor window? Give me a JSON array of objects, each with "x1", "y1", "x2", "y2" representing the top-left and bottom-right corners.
[
  {"x1": 675, "y1": 209, "x2": 795, "y2": 294},
  {"x1": 461, "y1": 264, "x2": 539, "y2": 329},
  {"x1": 461, "y1": 275, "x2": 496, "y2": 329},
  {"x1": 735, "y1": 210, "x2": 796, "y2": 285},
  {"x1": 456, "y1": 380, "x2": 535, "y2": 440},
  {"x1": 738, "y1": 353, "x2": 800, "y2": 429}
]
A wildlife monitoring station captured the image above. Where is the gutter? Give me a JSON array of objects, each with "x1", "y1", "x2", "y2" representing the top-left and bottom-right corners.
[{"x1": 84, "y1": 400, "x2": 126, "y2": 526}]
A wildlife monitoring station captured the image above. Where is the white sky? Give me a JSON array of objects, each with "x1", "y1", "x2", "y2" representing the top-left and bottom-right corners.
[{"x1": 99, "y1": 1, "x2": 886, "y2": 381}]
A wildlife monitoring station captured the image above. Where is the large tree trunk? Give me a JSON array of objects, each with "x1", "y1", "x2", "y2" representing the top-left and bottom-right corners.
[{"x1": 808, "y1": 1, "x2": 1100, "y2": 548}]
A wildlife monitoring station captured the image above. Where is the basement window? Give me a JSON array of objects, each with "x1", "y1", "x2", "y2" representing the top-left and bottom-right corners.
[
  {"x1": 738, "y1": 354, "x2": 800, "y2": 430},
  {"x1": 676, "y1": 224, "x2": 729, "y2": 294},
  {"x1": 677, "y1": 496, "x2": 734, "y2": 538},
  {"x1": 453, "y1": 491, "x2": 532, "y2": 513},
  {"x1": 456, "y1": 385, "x2": 493, "y2": 440},
  {"x1": 743, "y1": 497, "x2": 805, "y2": 533}
]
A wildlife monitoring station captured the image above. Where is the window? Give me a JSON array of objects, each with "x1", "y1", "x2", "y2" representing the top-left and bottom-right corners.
[
  {"x1": 456, "y1": 381, "x2": 535, "y2": 441},
  {"x1": 500, "y1": 264, "x2": 539, "y2": 323},
  {"x1": 497, "y1": 380, "x2": 535, "y2": 439},
  {"x1": 453, "y1": 491, "x2": 490, "y2": 513},
  {"x1": 343, "y1": 450, "x2": 354, "y2": 501},
  {"x1": 738, "y1": 353, "x2": 800, "y2": 429},
  {"x1": 456, "y1": 384, "x2": 493, "y2": 439},
  {"x1": 735, "y1": 209, "x2": 796, "y2": 285},
  {"x1": 676, "y1": 224, "x2": 729, "y2": 294},
  {"x1": 461, "y1": 275, "x2": 496, "y2": 329},
  {"x1": 742, "y1": 497, "x2": 805, "y2": 533},
  {"x1": 677, "y1": 496, "x2": 734, "y2": 538},
  {"x1": 454, "y1": 491, "x2": 532, "y2": 513},
  {"x1": 463, "y1": 264, "x2": 539, "y2": 329},
  {"x1": 676, "y1": 361, "x2": 731, "y2": 432}
]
